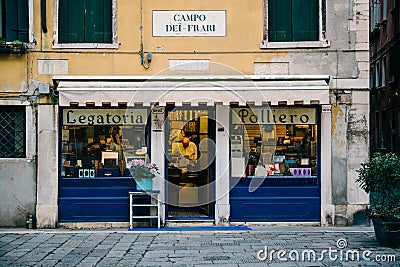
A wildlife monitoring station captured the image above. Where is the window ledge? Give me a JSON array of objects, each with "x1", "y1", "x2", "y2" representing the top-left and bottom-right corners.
[
  {"x1": 0, "y1": 43, "x2": 27, "y2": 55},
  {"x1": 260, "y1": 40, "x2": 330, "y2": 49},
  {"x1": 52, "y1": 43, "x2": 119, "y2": 49},
  {"x1": 0, "y1": 158, "x2": 34, "y2": 163}
]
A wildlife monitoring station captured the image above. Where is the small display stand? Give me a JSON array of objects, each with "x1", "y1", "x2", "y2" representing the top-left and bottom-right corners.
[{"x1": 129, "y1": 191, "x2": 161, "y2": 229}]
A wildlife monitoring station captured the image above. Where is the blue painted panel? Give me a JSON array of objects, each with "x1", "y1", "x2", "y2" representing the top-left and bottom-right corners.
[
  {"x1": 58, "y1": 177, "x2": 139, "y2": 222},
  {"x1": 59, "y1": 197, "x2": 130, "y2": 222},
  {"x1": 60, "y1": 177, "x2": 136, "y2": 187},
  {"x1": 229, "y1": 177, "x2": 320, "y2": 222},
  {"x1": 230, "y1": 197, "x2": 320, "y2": 222}
]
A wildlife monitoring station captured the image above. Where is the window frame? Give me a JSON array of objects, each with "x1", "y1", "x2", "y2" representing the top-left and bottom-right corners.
[
  {"x1": 370, "y1": 66, "x2": 375, "y2": 89},
  {"x1": 0, "y1": 104, "x2": 27, "y2": 159},
  {"x1": 0, "y1": 0, "x2": 35, "y2": 47},
  {"x1": 382, "y1": 0, "x2": 387, "y2": 22},
  {"x1": 381, "y1": 56, "x2": 386, "y2": 88},
  {"x1": 59, "y1": 107, "x2": 151, "y2": 179},
  {"x1": 375, "y1": 61, "x2": 381, "y2": 88},
  {"x1": 261, "y1": 0, "x2": 329, "y2": 49},
  {"x1": 229, "y1": 106, "x2": 319, "y2": 180},
  {"x1": 52, "y1": 0, "x2": 118, "y2": 49},
  {"x1": 371, "y1": 0, "x2": 381, "y2": 31}
]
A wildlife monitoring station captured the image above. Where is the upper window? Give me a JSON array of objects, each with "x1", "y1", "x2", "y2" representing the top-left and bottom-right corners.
[
  {"x1": 0, "y1": 106, "x2": 26, "y2": 158},
  {"x1": 54, "y1": 0, "x2": 117, "y2": 48},
  {"x1": 0, "y1": 0, "x2": 29, "y2": 42},
  {"x1": 262, "y1": 0, "x2": 328, "y2": 48},
  {"x1": 268, "y1": 0, "x2": 319, "y2": 42},
  {"x1": 371, "y1": 0, "x2": 381, "y2": 31}
]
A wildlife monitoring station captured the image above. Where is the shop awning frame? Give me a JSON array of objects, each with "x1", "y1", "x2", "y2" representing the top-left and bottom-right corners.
[{"x1": 54, "y1": 75, "x2": 330, "y2": 107}]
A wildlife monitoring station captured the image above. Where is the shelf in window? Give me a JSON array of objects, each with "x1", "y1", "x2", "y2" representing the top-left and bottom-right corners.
[
  {"x1": 132, "y1": 204, "x2": 159, "y2": 207},
  {"x1": 131, "y1": 215, "x2": 159, "y2": 219}
]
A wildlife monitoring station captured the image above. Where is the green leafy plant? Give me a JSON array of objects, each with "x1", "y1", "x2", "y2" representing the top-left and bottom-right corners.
[
  {"x1": 11, "y1": 40, "x2": 23, "y2": 46},
  {"x1": 356, "y1": 152, "x2": 400, "y2": 222},
  {"x1": 129, "y1": 159, "x2": 159, "y2": 178}
]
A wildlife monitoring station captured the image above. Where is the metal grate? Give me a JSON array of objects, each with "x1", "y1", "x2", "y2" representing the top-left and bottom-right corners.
[{"x1": 0, "y1": 106, "x2": 26, "y2": 158}]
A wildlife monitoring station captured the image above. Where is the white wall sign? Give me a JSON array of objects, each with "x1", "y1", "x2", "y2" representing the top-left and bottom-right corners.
[{"x1": 153, "y1": 10, "x2": 226, "y2": 37}]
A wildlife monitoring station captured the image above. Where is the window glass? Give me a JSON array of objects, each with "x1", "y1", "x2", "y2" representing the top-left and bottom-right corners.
[
  {"x1": 0, "y1": 106, "x2": 26, "y2": 158},
  {"x1": 381, "y1": 57, "x2": 386, "y2": 87},
  {"x1": 61, "y1": 108, "x2": 149, "y2": 178},
  {"x1": 231, "y1": 106, "x2": 318, "y2": 179},
  {"x1": 0, "y1": 0, "x2": 29, "y2": 42},
  {"x1": 370, "y1": 67, "x2": 375, "y2": 89},
  {"x1": 58, "y1": 0, "x2": 112, "y2": 43},
  {"x1": 383, "y1": 0, "x2": 387, "y2": 21},
  {"x1": 376, "y1": 62, "x2": 381, "y2": 87},
  {"x1": 268, "y1": 0, "x2": 319, "y2": 42}
]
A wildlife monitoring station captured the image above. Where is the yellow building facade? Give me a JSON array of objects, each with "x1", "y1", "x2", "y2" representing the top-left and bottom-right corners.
[{"x1": 0, "y1": 0, "x2": 370, "y2": 228}]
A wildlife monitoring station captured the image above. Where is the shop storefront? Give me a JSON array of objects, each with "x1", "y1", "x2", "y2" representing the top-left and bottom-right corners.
[
  {"x1": 59, "y1": 107, "x2": 150, "y2": 222},
  {"x1": 229, "y1": 106, "x2": 320, "y2": 222},
  {"x1": 55, "y1": 76, "x2": 330, "y2": 225}
]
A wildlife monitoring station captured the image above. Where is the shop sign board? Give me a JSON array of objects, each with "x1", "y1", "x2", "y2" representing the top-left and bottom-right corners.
[
  {"x1": 152, "y1": 106, "x2": 165, "y2": 131},
  {"x1": 232, "y1": 107, "x2": 317, "y2": 125},
  {"x1": 152, "y1": 10, "x2": 226, "y2": 37},
  {"x1": 63, "y1": 109, "x2": 149, "y2": 126}
]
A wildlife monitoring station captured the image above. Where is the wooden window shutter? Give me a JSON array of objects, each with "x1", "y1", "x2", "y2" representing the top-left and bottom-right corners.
[
  {"x1": 103, "y1": 0, "x2": 112, "y2": 43},
  {"x1": 276, "y1": 0, "x2": 292, "y2": 42},
  {"x1": 268, "y1": 0, "x2": 292, "y2": 42},
  {"x1": 268, "y1": 0, "x2": 278, "y2": 42},
  {"x1": 292, "y1": 0, "x2": 310, "y2": 41},
  {"x1": 67, "y1": 0, "x2": 85, "y2": 43},
  {"x1": 308, "y1": 0, "x2": 319, "y2": 41},
  {"x1": 58, "y1": 0, "x2": 69, "y2": 42},
  {"x1": 292, "y1": 0, "x2": 318, "y2": 41},
  {"x1": 268, "y1": 0, "x2": 318, "y2": 42},
  {"x1": 4, "y1": 0, "x2": 28, "y2": 42},
  {"x1": 59, "y1": 0, "x2": 112, "y2": 43},
  {"x1": 59, "y1": 0, "x2": 85, "y2": 43},
  {"x1": 85, "y1": 0, "x2": 112, "y2": 43}
]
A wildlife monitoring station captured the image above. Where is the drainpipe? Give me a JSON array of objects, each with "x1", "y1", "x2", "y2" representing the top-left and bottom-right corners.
[{"x1": 41, "y1": 0, "x2": 47, "y2": 33}]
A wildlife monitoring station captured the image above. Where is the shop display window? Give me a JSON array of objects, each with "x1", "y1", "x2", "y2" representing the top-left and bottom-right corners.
[
  {"x1": 230, "y1": 106, "x2": 318, "y2": 178},
  {"x1": 61, "y1": 108, "x2": 149, "y2": 178}
]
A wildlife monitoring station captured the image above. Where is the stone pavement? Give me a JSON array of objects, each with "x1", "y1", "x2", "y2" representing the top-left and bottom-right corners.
[{"x1": 0, "y1": 226, "x2": 399, "y2": 266}]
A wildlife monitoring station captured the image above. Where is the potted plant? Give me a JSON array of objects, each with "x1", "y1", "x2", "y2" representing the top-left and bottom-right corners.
[
  {"x1": 129, "y1": 159, "x2": 159, "y2": 191},
  {"x1": 0, "y1": 39, "x2": 26, "y2": 55},
  {"x1": 356, "y1": 152, "x2": 400, "y2": 248}
]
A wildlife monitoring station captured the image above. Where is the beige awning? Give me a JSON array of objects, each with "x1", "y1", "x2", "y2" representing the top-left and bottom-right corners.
[{"x1": 54, "y1": 75, "x2": 330, "y2": 106}]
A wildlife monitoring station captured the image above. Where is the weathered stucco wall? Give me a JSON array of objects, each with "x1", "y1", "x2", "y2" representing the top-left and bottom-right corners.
[
  {"x1": 0, "y1": 161, "x2": 36, "y2": 227},
  {"x1": 0, "y1": 103, "x2": 36, "y2": 227}
]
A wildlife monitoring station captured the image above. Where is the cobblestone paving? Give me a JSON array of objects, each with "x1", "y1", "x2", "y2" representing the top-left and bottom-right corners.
[{"x1": 0, "y1": 226, "x2": 399, "y2": 266}]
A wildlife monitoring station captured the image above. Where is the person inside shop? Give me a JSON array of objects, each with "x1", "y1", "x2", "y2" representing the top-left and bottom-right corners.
[
  {"x1": 179, "y1": 137, "x2": 198, "y2": 162},
  {"x1": 302, "y1": 132, "x2": 312, "y2": 155},
  {"x1": 176, "y1": 136, "x2": 198, "y2": 179}
]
